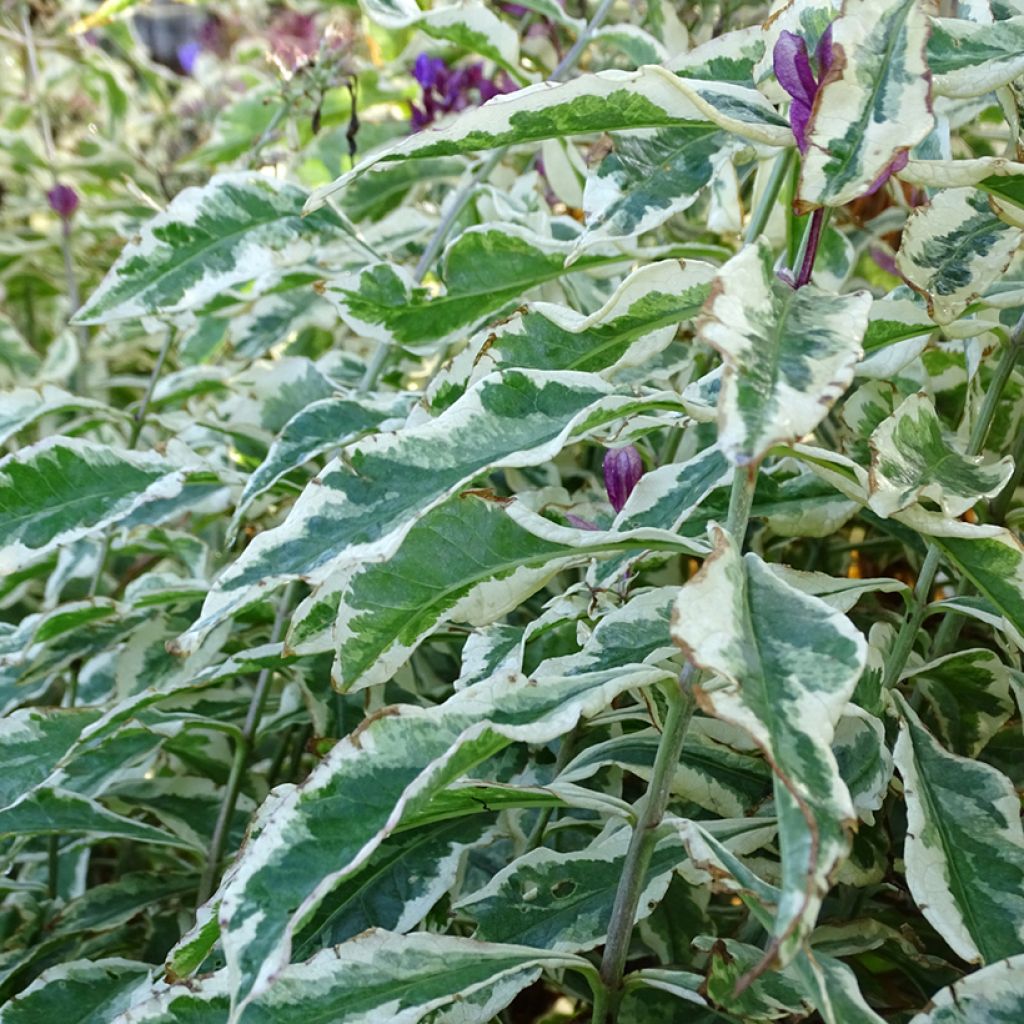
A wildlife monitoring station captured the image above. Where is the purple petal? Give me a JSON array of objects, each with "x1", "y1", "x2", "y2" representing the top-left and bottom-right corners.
[
  {"x1": 789, "y1": 99, "x2": 813, "y2": 153},
  {"x1": 413, "y1": 53, "x2": 446, "y2": 90},
  {"x1": 815, "y1": 22, "x2": 835, "y2": 79},
  {"x1": 603, "y1": 446, "x2": 644, "y2": 513},
  {"x1": 46, "y1": 183, "x2": 79, "y2": 220},
  {"x1": 773, "y1": 30, "x2": 818, "y2": 107},
  {"x1": 863, "y1": 149, "x2": 909, "y2": 196},
  {"x1": 177, "y1": 40, "x2": 201, "y2": 75},
  {"x1": 566, "y1": 514, "x2": 601, "y2": 531}
]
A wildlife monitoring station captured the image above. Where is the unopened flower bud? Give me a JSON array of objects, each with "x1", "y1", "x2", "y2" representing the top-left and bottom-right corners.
[
  {"x1": 603, "y1": 445, "x2": 644, "y2": 513},
  {"x1": 47, "y1": 183, "x2": 79, "y2": 220}
]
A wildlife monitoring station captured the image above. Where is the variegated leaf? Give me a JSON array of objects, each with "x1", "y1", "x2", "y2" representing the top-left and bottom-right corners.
[
  {"x1": 798, "y1": 0, "x2": 934, "y2": 210},
  {"x1": 0, "y1": 438, "x2": 187, "y2": 574},
  {"x1": 894, "y1": 694, "x2": 1024, "y2": 964},
  {"x1": 324, "y1": 226, "x2": 695, "y2": 351},
  {"x1": 0, "y1": 385, "x2": 125, "y2": 447},
  {"x1": 928, "y1": 14, "x2": 1024, "y2": 98},
  {"x1": 230, "y1": 394, "x2": 402, "y2": 540},
  {"x1": 74, "y1": 174, "x2": 347, "y2": 324},
  {"x1": 316, "y1": 492, "x2": 702, "y2": 690},
  {"x1": 121, "y1": 932, "x2": 585, "y2": 1024},
  {"x1": 174, "y1": 370, "x2": 687, "y2": 655},
  {"x1": 213, "y1": 594, "x2": 677, "y2": 1010},
  {"x1": 293, "y1": 816, "x2": 493, "y2": 957},
  {"x1": 896, "y1": 188, "x2": 1024, "y2": 325},
  {"x1": 361, "y1": 0, "x2": 520, "y2": 72},
  {"x1": 578, "y1": 125, "x2": 738, "y2": 249},
  {"x1": 458, "y1": 824, "x2": 685, "y2": 952},
  {"x1": 698, "y1": 238, "x2": 871, "y2": 465},
  {"x1": 0, "y1": 959, "x2": 153, "y2": 1024},
  {"x1": 306, "y1": 66, "x2": 792, "y2": 211},
  {"x1": 427, "y1": 258, "x2": 717, "y2": 407},
  {"x1": 910, "y1": 516, "x2": 1024, "y2": 642},
  {"x1": 902, "y1": 649, "x2": 1014, "y2": 757},
  {"x1": 559, "y1": 726, "x2": 771, "y2": 817},
  {"x1": 868, "y1": 392, "x2": 1013, "y2": 517},
  {"x1": 832, "y1": 705, "x2": 893, "y2": 824},
  {"x1": 908, "y1": 954, "x2": 1024, "y2": 1023},
  {"x1": 672, "y1": 527, "x2": 866, "y2": 963}
]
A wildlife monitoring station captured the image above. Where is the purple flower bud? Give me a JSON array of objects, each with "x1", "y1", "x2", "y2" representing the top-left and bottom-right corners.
[
  {"x1": 46, "y1": 184, "x2": 79, "y2": 220},
  {"x1": 603, "y1": 446, "x2": 644, "y2": 514},
  {"x1": 566, "y1": 513, "x2": 600, "y2": 531},
  {"x1": 413, "y1": 53, "x2": 447, "y2": 91},
  {"x1": 862, "y1": 149, "x2": 909, "y2": 196}
]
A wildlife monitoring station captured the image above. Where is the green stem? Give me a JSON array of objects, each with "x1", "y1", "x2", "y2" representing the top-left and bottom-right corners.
[
  {"x1": 19, "y1": 3, "x2": 90, "y2": 384},
  {"x1": 197, "y1": 584, "x2": 296, "y2": 906},
  {"x1": 745, "y1": 149, "x2": 795, "y2": 245},
  {"x1": 88, "y1": 327, "x2": 176, "y2": 598},
  {"x1": 357, "y1": 0, "x2": 616, "y2": 394},
  {"x1": 726, "y1": 462, "x2": 758, "y2": 540},
  {"x1": 596, "y1": 668, "x2": 696, "y2": 1020}
]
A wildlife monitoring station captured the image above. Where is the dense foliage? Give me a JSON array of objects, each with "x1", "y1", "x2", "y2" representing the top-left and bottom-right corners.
[{"x1": 2, "y1": 0, "x2": 1024, "y2": 1021}]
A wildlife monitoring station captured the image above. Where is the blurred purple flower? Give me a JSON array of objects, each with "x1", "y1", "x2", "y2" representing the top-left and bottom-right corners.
[
  {"x1": 177, "y1": 40, "x2": 201, "y2": 75},
  {"x1": 46, "y1": 184, "x2": 79, "y2": 220},
  {"x1": 604, "y1": 446, "x2": 644, "y2": 513},
  {"x1": 773, "y1": 24, "x2": 834, "y2": 153},
  {"x1": 409, "y1": 54, "x2": 516, "y2": 131}
]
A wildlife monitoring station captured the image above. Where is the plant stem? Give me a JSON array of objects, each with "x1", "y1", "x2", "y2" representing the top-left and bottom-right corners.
[
  {"x1": 886, "y1": 312, "x2": 1024, "y2": 679},
  {"x1": 794, "y1": 207, "x2": 828, "y2": 288},
  {"x1": 357, "y1": 0, "x2": 616, "y2": 393},
  {"x1": 88, "y1": 326, "x2": 176, "y2": 598},
  {"x1": 745, "y1": 149, "x2": 795, "y2": 245},
  {"x1": 596, "y1": 667, "x2": 696, "y2": 1021},
  {"x1": 726, "y1": 462, "x2": 759, "y2": 540},
  {"x1": 197, "y1": 583, "x2": 296, "y2": 906},
  {"x1": 19, "y1": 3, "x2": 90, "y2": 377}
]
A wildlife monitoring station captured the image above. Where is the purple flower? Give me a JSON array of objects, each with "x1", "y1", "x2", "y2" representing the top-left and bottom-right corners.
[
  {"x1": 177, "y1": 40, "x2": 201, "y2": 75},
  {"x1": 604, "y1": 446, "x2": 644, "y2": 514},
  {"x1": 409, "y1": 54, "x2": 516, "y2": 132},
  {"x1": 773, "y1": 24, "x2": 834, "y2": 153},
  {"x1": 46, "y1": 184, "x2": 79, "y2": 220}
]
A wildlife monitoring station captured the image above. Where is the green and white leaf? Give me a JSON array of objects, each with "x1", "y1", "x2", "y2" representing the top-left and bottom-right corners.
[
  {"x1": 117, "y1": 931, "x2": 585, "y2": 1024},
  {"x1": 698, "y1": 238, "x2": 870, "y2": 465},
  {"x1": 326, "y1": 226, "x2": 705, "y2": 351},
  {"x1": 0, "y1": 959, "x2": 153, "y2": 1024},
  {"x1": 213, "y1": 598, "x2": 676, "y2": 1010},
  {"x1": 74, "y1": 173, "x2": 348, "y2": 324},
  {"x1": 894, "y1": 694, "x2": 1024, "y2": 964},
  {"x1": 318, "y1": 492, "x2": 702, "y2": 690},
  {"x1": 230, "y1": 394, "x2": 402, "y2": 540},
  {"x1": 458, "y1": 824, "x2": 684, "y2": 952},
  {"x1": 174, "y1": 370, "x2": 687, "y2": 655},
  {"x1": 0, "y1": 438, "x2": 187, "y2": 574},
  {"x1": 0, "y1": 787, "x2": 191, "y2": 848},
  {"x1": 798, "y1": 0, "x2": 933, "y2": 210},
  {"x1": 927, "y1": 14, "x2": 1024, "y2": 98},
  {"x1": 0, "y1": 385, "x2": 125, "y2": 447},
  {"x1": 293, "y1": 816, "x2": 493, "y2": 957},
  {"x1": 896, "y1": 188, "x2": 1024, "y2": 325},
  {"x1": 868, "y1": 392, "x2": 1013, "y2": 518},
  {"x1": 307, "y1": 65, "x2": 792, "y2": 210},
  {"x1": 832, "y1": 705, "x2": 893, "y2": 825},
  {"x1": 428, "y1": 258, "x2": 716, "y2": 405},
  {"x1": 910, "y1": 515, "x2": 1024, "y2": 643},
  {"x1": 908, "y1": 954, "x2": 1024, "y2": 1023},
  {"x1": 578, "y1": 125, "x2": 739, "y2": 249},
  {"x1": 903, "y1": 648, "x2": 1014, "y2": 757},
  {"x1": 672, "y1": 526, "x2": 866, "y2": 962},
  {"x1": 360, "y1": 1, "x2": 520, "y2": 71}
]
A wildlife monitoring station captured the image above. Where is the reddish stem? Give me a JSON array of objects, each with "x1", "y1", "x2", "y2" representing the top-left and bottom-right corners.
[{"x1": 794, "y1": 207, "x2": 825, "y2": 288}]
